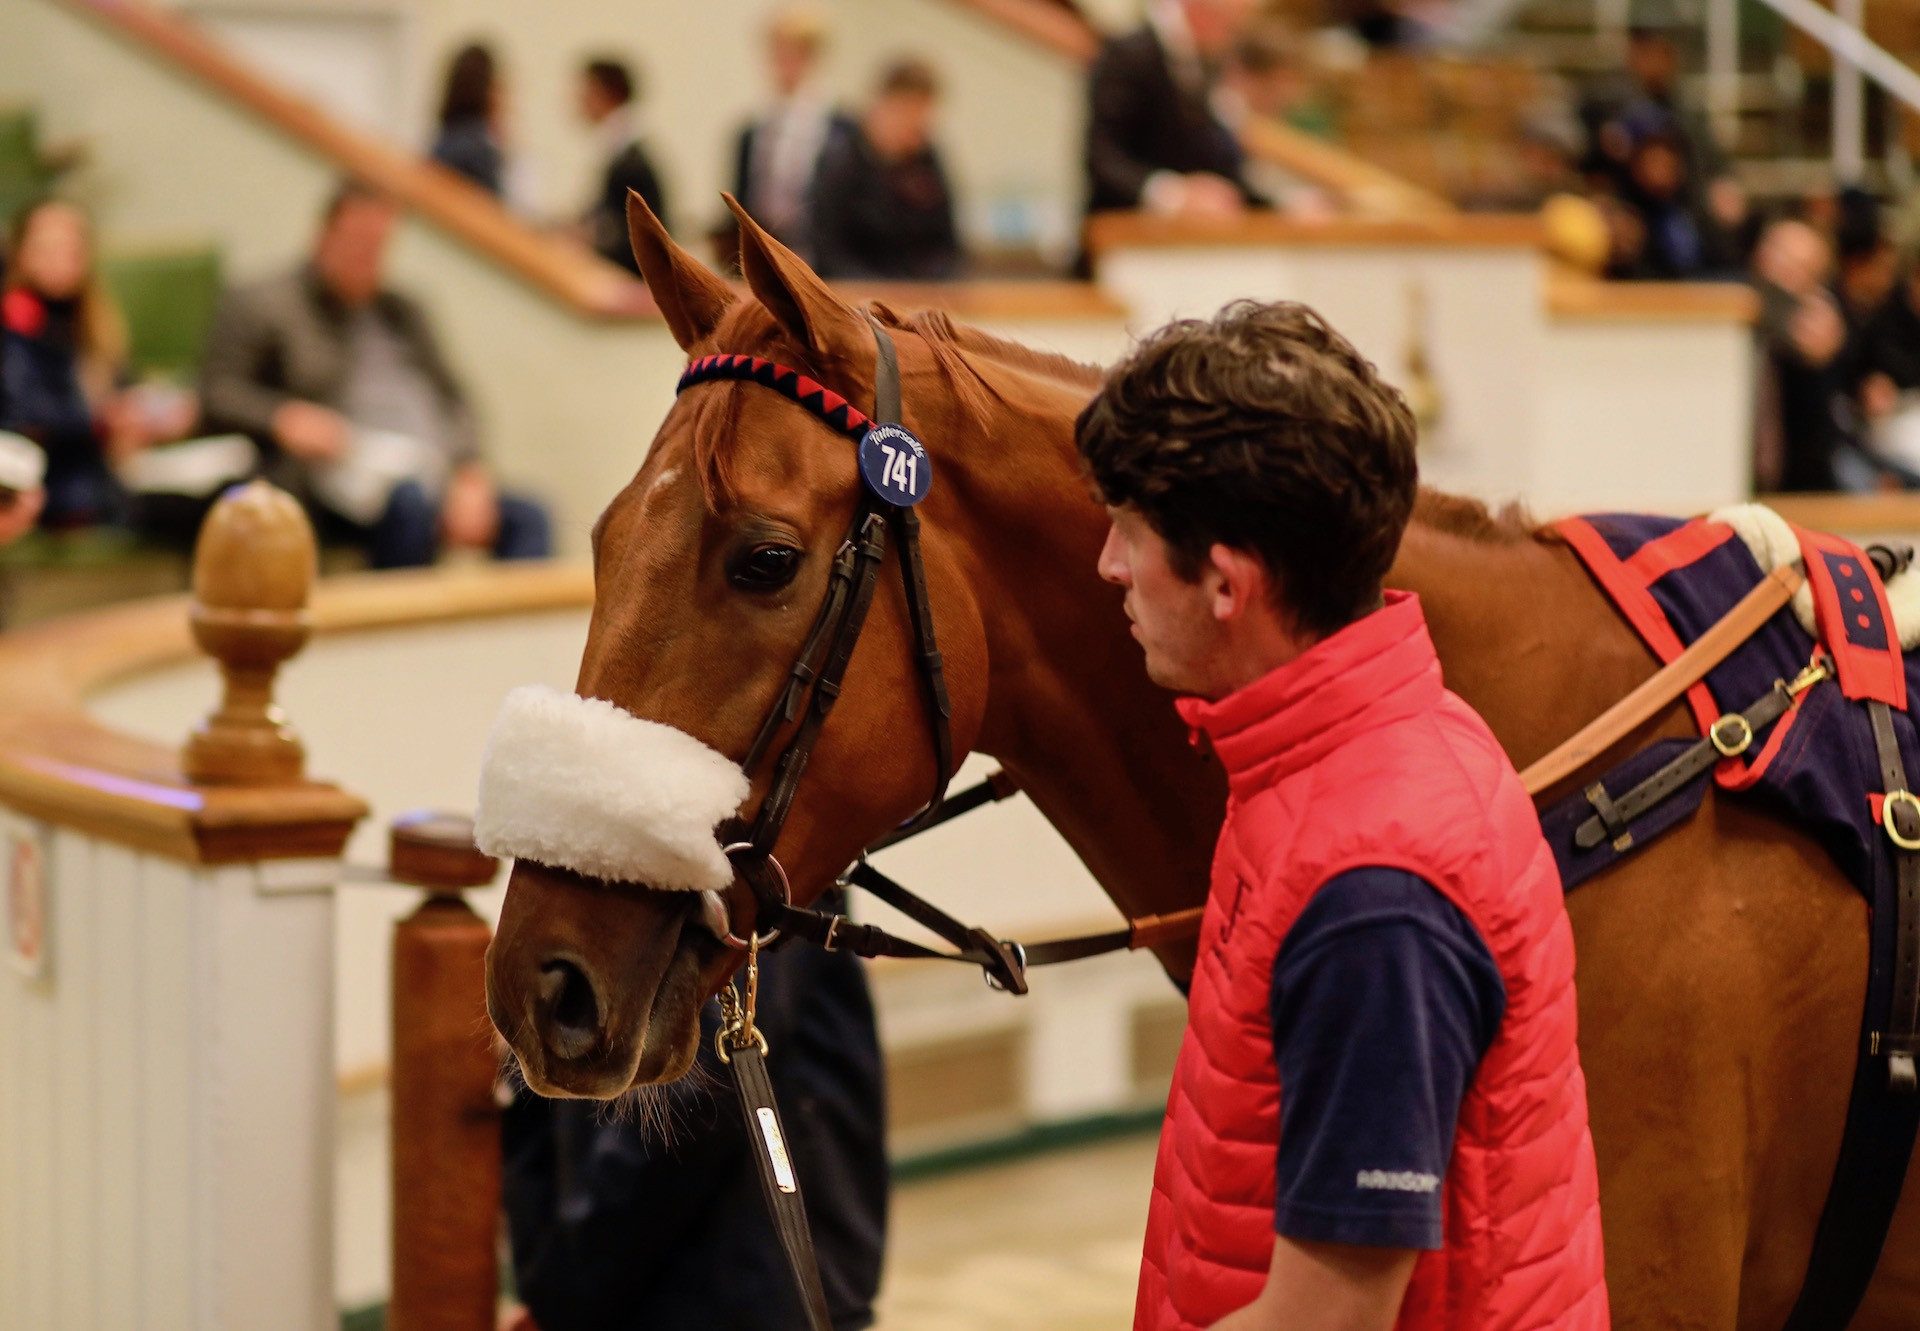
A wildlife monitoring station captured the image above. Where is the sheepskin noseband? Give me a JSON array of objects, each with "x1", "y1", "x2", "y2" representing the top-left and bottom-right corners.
[{"x1": 473, "y1": 685, "x2": 750, "y2": 892}]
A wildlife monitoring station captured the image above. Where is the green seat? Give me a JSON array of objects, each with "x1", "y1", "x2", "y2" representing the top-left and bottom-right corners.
[{"x1": 101, "y1": 246, "x2": 223, "y2": 382}]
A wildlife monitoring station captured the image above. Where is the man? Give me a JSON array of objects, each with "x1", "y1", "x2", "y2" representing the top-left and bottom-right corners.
[
  {"x1": 200, "y1": 181, "x2": 550, "y2": 568},
  {"x1": 809, "y1": 58, "x2": 961, "y2": 281},
  {"x1": 1077, "y1": 302, "x2": 1607, "y2": 1330},
  {"x1": 576, "y1": 56, "x2": 669, "y2": 276},
  {"x1": 731, "y1": 5, "x2": 848, "y2": 261},
  {"x1": 1084, "y1": 0, "x2": 1262, "y2": 221}
]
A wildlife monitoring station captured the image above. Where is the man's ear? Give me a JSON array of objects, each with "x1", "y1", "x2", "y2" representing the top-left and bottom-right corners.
[{"x1": 1207, "y1": 543, "x2": 1271, "y2": 623}]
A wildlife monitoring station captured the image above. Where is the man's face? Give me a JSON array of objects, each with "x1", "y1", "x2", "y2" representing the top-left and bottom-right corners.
[
  {"x1": 770, "y1": 34, "x2": 814, "y2": 96},
  {"x1": 1098, "y1": 505, "x2": 1227, "y2": 695},
  {"x1": 1185, "y1": 0, "x2": 1257, "y2": 58},
  {"x1": 867, "y1": 91, "x2": 934, "y2": 160},
  {"x1": 577, "y1": 76, "x2": 616, "y2": 125},
  {"x1": 314, "y1": 198, "x2": 397, "y2": 308}
]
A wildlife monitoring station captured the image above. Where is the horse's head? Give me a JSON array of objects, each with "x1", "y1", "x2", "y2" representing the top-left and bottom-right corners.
[{"x1": 484, "y1": 195, "x2": 991, "y2": 1097}]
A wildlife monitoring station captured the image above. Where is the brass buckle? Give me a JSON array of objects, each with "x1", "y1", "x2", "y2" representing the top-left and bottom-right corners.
[
  {"x1": 1710, "y1": 713, "x2": 1754, "y2": 758},
  {"x1": 1884, "y1": 790, "x2": 1920, "y2": 851},
  {"x1": 1788, "y1": 657, "x2": 1832, "y2": 699}
]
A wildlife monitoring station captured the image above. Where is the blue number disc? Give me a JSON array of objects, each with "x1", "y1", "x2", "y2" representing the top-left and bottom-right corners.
[{"x1": 858, "y1": 424, "x2": 934, "y2": 507}]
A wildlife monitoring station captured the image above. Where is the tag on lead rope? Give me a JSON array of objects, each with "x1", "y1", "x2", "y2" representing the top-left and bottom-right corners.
[
  {"x1": 858, "y1": 424, "x2": 933, "y2": 507},
  {"x1": 756, "y1": 1106, "x2": 799, "y2": 1192}
]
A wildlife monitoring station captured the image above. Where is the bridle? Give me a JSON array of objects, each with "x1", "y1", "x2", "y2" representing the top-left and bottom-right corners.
[{"x1": 680, "y1": 316, "x2": 1202, "y2": 996}]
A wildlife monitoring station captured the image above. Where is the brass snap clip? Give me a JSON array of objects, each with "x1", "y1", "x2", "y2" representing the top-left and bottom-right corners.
[
  {"x1": 715, "y1": 933, "x2": 771, "y2": 1064},
  {"x1": 1884, "y1": 790, "x2": 1920, "y2": 852},
  {"x1": 1710, "y1": 713, "x2": 1754, "y2": 758}
]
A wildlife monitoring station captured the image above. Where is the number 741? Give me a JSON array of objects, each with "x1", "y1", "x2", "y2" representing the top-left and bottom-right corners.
[{"x1": 877, "y1": 443, "x2": 918, "y2": 494}]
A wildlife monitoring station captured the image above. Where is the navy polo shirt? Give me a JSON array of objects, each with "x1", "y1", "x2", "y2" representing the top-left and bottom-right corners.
[{"x1": 1269, "y1": 867, "x2": 1507, "y2": 1250}]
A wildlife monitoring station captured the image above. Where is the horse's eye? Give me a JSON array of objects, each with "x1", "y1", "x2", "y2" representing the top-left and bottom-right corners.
[{"x1": 730, "y1": 544, "x2": 802, "y2": 591}]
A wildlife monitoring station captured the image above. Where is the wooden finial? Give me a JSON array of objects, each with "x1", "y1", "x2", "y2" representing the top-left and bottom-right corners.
[{"x1": 183, "y1": 480, "x2": 318, "y2": 785}]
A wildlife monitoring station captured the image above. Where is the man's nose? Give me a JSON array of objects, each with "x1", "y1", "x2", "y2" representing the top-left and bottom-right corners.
[{"x1": 1097, "y1": 526, "x2": 1129, "y2": 586}]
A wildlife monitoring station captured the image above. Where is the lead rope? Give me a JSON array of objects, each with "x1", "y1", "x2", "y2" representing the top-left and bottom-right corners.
[{"x1": 718, "y1": 935, "x2": 836, "y2": 1331}]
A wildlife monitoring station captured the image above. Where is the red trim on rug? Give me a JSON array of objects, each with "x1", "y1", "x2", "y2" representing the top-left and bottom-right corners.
[
  {"x1": 1793, "y1": 525, "x2": 1907, "y2": 710},
  {"x1": 1625, "y1": 520, "x2": 1735, "y2": 585},
  {"x1": 1556, "y1": 516, "x2": 1719, "y2": 733}
]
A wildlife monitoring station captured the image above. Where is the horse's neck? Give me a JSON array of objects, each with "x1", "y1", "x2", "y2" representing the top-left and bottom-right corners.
[
  {"x1": 939, "y1": 364, "x2": 1223, "y2": 976},
  {"x1": 1388, "y1": 509, "x2": 1667, "y2": 768}
]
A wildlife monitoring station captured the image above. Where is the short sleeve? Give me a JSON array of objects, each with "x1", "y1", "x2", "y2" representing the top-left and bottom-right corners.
[{"x1": 1269, "y1": 868, "x2": 1506, "y2": 1250}]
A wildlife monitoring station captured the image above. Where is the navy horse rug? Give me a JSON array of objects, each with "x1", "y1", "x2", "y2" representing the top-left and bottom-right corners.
[{"x1": 1545, "y1": 503, "x2": 1920, "y2": 1329}]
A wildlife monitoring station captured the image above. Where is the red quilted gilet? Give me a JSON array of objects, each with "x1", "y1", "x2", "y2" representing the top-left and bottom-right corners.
[{"x1": 1135, "y1": 593, "x2": 1608, "y2": 1331}]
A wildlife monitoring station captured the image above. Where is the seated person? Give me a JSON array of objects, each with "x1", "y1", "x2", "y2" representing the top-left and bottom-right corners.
[
  {"x1": 576, "y1": 56, "x2": 669, "y2": 275},
  {"x1": 1853, "y1": 246, "x2": 1920, "y2": 475},
  {"x1": 1084, "y1": 0, "x2": 1262, "y2": 221},
  {"x1": 1611, "y1": 131, "x2": 1739, "y2": 281},
  {"x1": 809, "y1": 58, "x2": 962, "y2": 282},
  {"x1": 1, "y1": 199, "x2": 193, "y2": 531},
  {"x1": 199, "y1": 181, "x2": 551, "y2": 569},
  {"x1": 431, "y1": 43, "x2": 508, "y2": 199}
]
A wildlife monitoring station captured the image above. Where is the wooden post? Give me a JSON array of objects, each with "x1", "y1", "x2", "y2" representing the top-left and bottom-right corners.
[
  {"x1": 182, "y1": 480, "x2": 316, "y2": 785},
  {"x1": 387, "y1": 811, "x2": 502, "y2": 1331}
]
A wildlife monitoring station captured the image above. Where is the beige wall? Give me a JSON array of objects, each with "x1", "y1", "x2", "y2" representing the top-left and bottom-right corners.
[{"x1": 160, "y1": 0, "x2": 1091, "y2": 256}]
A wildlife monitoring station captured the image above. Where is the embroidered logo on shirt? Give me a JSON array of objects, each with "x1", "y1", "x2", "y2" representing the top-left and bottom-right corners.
[{"x1": 1356, "y1": 1169, "x2": 1441, "y2": 1193}]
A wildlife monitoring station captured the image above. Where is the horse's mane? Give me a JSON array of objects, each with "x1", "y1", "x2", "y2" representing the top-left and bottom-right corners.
[
  {"x1": 682, "y1": 300, "x2": 1103, "y2": 505},
  {"x1": 1412, "y1": 489, "x2": 1540, "y2": 544}
]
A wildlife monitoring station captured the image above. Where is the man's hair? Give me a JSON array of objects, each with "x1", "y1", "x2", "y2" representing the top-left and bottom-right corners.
[
  {"x1": 1076, "y1": 300, "x2": 1419, "y2": 637},
  {"x1": 438, "y1": 42, "x2": 497, "y2": 129},
  {"x1": 878, "y1": 56, "x2": 939, "y2": 99},
  {"x1": 321, "y1": 178, "x2": 396, "y2": 228},
  {"x1": 583, "y1": 57, "x2": 635, "y2": 106}
]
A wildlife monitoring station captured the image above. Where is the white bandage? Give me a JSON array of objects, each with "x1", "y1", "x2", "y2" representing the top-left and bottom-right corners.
[
  {"x1": 1711, "y1": 501, "x2": 1920, "y2": 650},
  {"x1": 474, "y1": 685, "x2": 750, "y2": 891}
]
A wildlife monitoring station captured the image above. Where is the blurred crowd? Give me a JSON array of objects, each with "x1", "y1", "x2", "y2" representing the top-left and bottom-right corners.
[{"x1": 5, "y1": 0, "x2": 1920, "y2": 565}]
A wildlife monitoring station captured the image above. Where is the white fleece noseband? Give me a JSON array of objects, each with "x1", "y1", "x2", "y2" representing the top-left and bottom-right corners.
[{"x1": 474, "y1": 685, "x2": 750, "y2": 891}]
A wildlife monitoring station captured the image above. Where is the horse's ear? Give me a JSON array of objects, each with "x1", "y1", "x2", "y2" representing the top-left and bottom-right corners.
[
  {"x1": 723, "y1": 193, "x2": 866, "y2": 366},
  {"x1": 627, "y1": 190, "x2": 734, "y2": 351}
]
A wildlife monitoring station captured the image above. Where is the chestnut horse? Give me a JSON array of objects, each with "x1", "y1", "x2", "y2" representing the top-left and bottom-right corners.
[{"x1": 485, "y1": 197, "x2": 1920, "y2": 1327}]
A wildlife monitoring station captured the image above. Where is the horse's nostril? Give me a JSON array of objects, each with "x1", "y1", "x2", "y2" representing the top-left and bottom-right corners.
[{"x1": 536, "y1": 958, "x2": 602, "y2": 1061}]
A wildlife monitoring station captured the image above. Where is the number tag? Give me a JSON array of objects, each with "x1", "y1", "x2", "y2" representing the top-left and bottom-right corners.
[{"x1": 858, "y1": 424, "x2": 933, "y2": 507}]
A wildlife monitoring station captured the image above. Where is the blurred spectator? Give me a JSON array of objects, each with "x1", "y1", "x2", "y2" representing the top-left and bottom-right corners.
[
  {"x1": 432, "y1": 43, "x2": 509, "y2": 200},
  {"x1": 1, "y1": 200, "x2": 192, "y2": 530},
  {"x1": 1833, "y1": 186, "x2": 1898, "y2": 332},
  {"x1": 1085, "y1": 0, "x2": 1262, "y2": 220},
  {"x1": 1611, "y1": 131, "x2": 1738, "y2": 280},
  {"x1": 1852, "y1": 245, "x2": 1920, "y2": 473},
  {"x1": 1751, "y1": 219, "x2": 1849, "y2": 491},
  {"x1": 576, "y1": 56, "x2": 669, "y2": 275},
  {"x1": 199, "y1": 181, "x2": 551, "y2": 568},
  {"x1": 732, "y1": 5, "x2": 849, "y2": 259},
  {"x1": 1215, "y1": 21, "x2": 1338, "y2": 215},
  {"x1": 810, "y1": 58, "x2": 961, "y2": 281}
]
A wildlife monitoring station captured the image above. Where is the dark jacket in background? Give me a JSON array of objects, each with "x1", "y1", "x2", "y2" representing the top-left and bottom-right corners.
[
  {"x1": 431, "y1": 117, "x2": 504, "y2": 196},
  {"x1": 588, "y1": 140, "x2": 669, "y2": 275},
  {"x1": 733, "y1": 110, "x2": 856, "y2": 261},
  {"x1": 810, "y1": 125, "x2": 961, "y2": 281},
  {"x1": 1755, "y1": 280, "x2": 1844, "y2": 491},
  {"x1": 1855, "y1": 285, "x2": 1920, "y2": 393},
  {"x1": 199, "y1": 265, "x2": 479, "y2": 496},
  {"x1": 0, "y1": 289, "x2": 116, "y2": 526},
  {"x1": 504, "y1": 936, "x2": 889, "y2": 1331},
  {"x1": 1083, "y1": 25, "x2": 1254, "y2": 214}
]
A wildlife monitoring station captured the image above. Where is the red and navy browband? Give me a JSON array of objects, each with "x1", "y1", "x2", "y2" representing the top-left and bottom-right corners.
[{"x1": 676, "y1": 354, "x2": 873, "y2": 441}]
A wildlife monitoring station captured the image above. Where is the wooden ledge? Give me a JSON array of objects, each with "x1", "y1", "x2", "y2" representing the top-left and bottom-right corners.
[
  {"x1": 1084, "y1": 210, "x2": 1544, "y2": 256},
  {"x1": 1547, "y1": 271, "x2": 1759, "y2": 325},
  {"x1": 1760, "y1": 494, "x2": 1920, "y2": 538},
  {"x1": 0, "y1": 561, "x2": 594, "y2": 863}
]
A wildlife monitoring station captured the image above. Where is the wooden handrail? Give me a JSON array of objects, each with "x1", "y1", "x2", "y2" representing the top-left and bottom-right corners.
[
  {"x1": 1546, "y1": 270, "x2": 1760, "y2": 325},
  {"x1": 1084, "y1": 210, "x2": 1543, "y2": 254},
  {"x1": 1239, "y1": 115, "x2": 1458, "y2": 218},
  {"x1": 0, "y1": 561, "x2": 593, "y2": 862},
  {"x1": 940, "y1": 0, "x2": 1101, "y2": 61},
  {"x1": 58, "y1": 0, "x2": 653, "y2": 320},
  {"x1": 1762, "y1": 494, "x2": 1920, "y2": 537}
]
